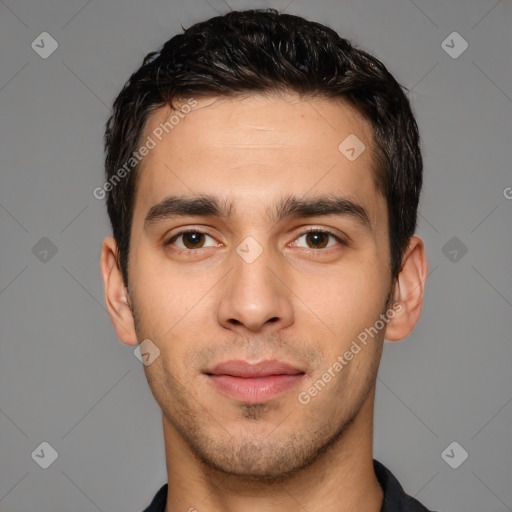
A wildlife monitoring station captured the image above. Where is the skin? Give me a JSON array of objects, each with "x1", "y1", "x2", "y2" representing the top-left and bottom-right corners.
[{"x1": 101, "y1": 93, "x2": 427, "y2": 512}]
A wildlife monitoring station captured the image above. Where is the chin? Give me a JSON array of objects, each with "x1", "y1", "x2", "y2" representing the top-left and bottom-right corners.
[{"x1": 189, "y1": 429, "x2": 334, "y2": 483}]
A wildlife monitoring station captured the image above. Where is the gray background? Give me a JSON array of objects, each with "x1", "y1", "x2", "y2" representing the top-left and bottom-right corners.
[{"x1": 1, "y1": 0, "x2": 511, "y2": 511}]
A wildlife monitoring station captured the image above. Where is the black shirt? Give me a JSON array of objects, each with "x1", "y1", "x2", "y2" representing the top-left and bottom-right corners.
[{"x1": 142, "y1": 459, "x2": 437, "y2": 512}]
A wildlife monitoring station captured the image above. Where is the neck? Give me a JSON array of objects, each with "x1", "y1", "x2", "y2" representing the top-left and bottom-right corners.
[{"x1": 162, "y1": 388, "x2": 383, "y2": 512}]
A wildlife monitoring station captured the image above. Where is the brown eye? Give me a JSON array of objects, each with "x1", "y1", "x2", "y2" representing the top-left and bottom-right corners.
[
  {"x1": 292, "y1": 230, "x2": 340, "y2": 250},
  {"x1": 182, "y1": 232, "x2": 206, "y2": 249},
  {"x1": 168, "y1": 231, "x2": 218, "y2": 250},
  {"x1": 305, "y1": 232, "x2": 330, "y2": 249}
]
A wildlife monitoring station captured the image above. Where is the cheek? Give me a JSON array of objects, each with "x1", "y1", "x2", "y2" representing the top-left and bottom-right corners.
[
  {"x1": 293, "y1": 263, "x2": 388, "y2": 337},
  {"x1": 130, "y1": 268, "x2": 218, "y2": 383},
  {"x1": 129, "y1": 245, "x2": 211, "y2": 333}
]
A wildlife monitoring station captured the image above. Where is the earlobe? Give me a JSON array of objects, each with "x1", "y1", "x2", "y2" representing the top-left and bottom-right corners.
[
  {"x1": 384, "y1": 235, "x2": 428, "y2": 342},
  {"x1": 100, "y1": 236, "x2": 138, "y2": 346}
]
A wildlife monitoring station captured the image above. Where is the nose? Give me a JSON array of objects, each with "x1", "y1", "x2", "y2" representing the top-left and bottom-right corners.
[{"x1": 216, "y1": 243, "x2": 294, "y2": 334}]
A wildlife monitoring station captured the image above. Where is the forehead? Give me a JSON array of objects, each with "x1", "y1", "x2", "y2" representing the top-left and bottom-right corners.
[{"x1": 133, "y1": 93, "x2": 384, "y2": 226}]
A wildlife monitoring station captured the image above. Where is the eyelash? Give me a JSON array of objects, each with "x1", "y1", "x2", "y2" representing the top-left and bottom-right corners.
[{"x1": 165, "y1": 228, "x2": 345, "y2": 252}]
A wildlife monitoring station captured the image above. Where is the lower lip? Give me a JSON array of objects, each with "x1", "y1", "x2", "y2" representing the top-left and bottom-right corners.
[{"x1": 206, "y1": 374, "x2": 304, "y2": 403}]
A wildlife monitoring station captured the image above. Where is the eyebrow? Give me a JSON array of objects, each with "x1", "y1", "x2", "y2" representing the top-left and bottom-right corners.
[{"x1": 144, "y1": 194, "x2": 372, "y2": 231}]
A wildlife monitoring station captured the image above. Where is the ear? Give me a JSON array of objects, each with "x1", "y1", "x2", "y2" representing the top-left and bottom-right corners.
[
  {"x1": 384, "y1": 235, "x2": 428, "y2": 342},
  {"x1": 100, "y1": 236, "x2": 138, "y2": 346}
]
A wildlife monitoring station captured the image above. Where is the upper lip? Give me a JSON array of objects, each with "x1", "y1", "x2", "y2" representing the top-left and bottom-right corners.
[{"x1": 205, "y1": 359, "x2": 304, "y2": 378}]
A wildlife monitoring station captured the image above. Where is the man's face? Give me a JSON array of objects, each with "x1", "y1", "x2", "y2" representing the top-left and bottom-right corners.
[{"x1": 126, "y1": 94, "x2": 393, "y2": 478}]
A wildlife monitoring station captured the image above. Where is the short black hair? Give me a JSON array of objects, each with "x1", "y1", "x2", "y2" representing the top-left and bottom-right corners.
[{"x1": 104, "y1": 8, "x2": 422, "y2": 286}]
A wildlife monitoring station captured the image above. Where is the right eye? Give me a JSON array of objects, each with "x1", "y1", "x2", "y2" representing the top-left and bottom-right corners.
[{"x1": 166, "y1": 230, "x2": 220, "y2": 250}]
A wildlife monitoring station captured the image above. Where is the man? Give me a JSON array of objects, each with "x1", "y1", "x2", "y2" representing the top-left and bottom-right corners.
[{"x1": 100, "y1": 8, "x2": 435, "y2": 512}]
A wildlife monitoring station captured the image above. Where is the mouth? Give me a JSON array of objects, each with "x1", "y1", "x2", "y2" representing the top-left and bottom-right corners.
[{"x1": 204, "y1": 359, "x2": 306, "y2": 404}]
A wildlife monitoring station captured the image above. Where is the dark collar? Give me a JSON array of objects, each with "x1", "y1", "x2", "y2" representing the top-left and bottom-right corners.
[
  {"x1": 143, "y1": 459, "x2": 436, "y2": 512},
  {"x1": 373, "y1": 459, "x2": 436, "y2": 512}
]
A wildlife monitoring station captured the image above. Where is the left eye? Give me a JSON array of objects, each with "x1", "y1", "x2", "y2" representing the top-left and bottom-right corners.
[
  {"x1": 292, "y1": 230, "x2": 340, "y2": 249},
  {"x1": 168, "y1": 231, "x2": 219, "y2": 249}
]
